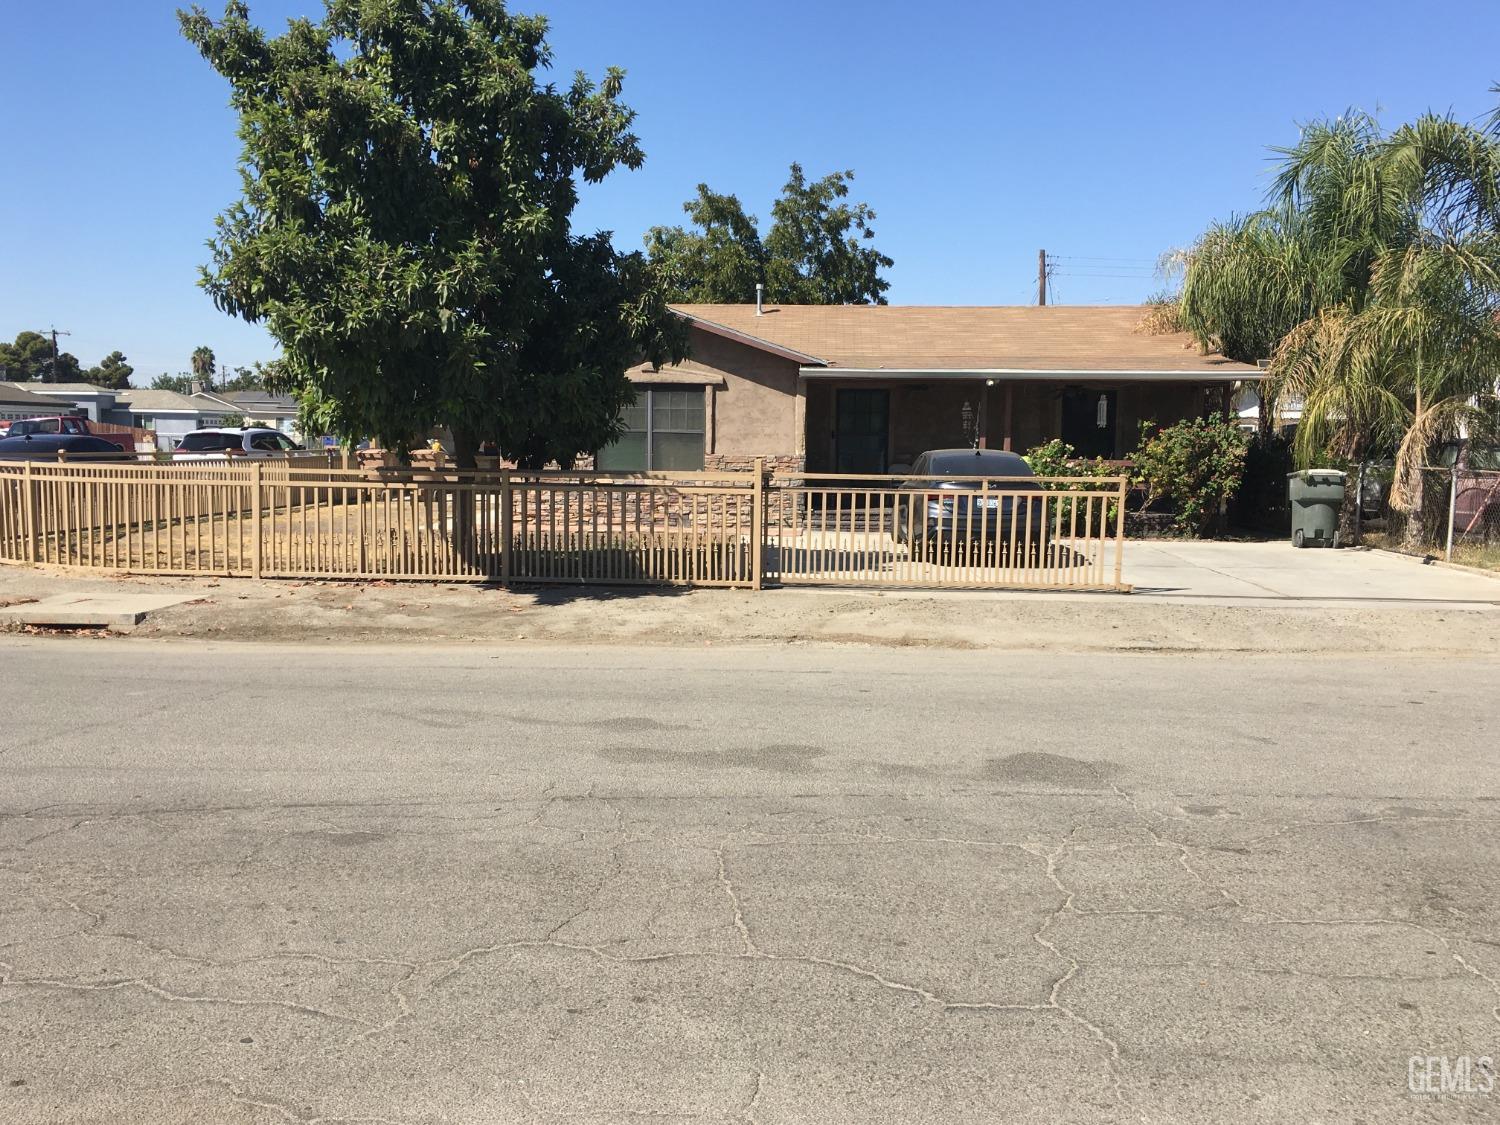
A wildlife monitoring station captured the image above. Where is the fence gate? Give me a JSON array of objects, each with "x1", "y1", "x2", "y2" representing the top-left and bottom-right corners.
[{"x1": 763, "y1": 473, "x2": 1129, "y2": 591}]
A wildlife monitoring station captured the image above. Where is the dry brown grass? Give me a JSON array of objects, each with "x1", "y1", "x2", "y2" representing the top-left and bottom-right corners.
[{"x1": 1361, "y1": 530, "x2": 1500, "y2": 572}]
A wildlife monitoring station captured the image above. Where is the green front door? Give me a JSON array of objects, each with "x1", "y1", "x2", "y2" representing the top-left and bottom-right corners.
[{"x1": 835, "y1": 389, "x2": 890, "y2": 474}]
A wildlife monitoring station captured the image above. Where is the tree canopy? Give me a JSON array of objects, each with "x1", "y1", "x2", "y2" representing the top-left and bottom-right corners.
[
  {"x1": 84, "y1": 351, "x2": 135, "y2": 390},
  {"x1": 0, "y1": 331, "x2": 131, "y2": 385},
  {"x1": 1169, "y1": 105, "x2": 1500, "y2": 542},
  {"x1": 180, "y1": 0, "x2": 685, "y2": 466},
  {"x1": 151, "y1": 374, "x2": 195, "y2": 394},
  {"x1": 0, "y1": 331, "x2": 81, "y2": 383},
  {"x1": 191, "y1": 346, "x2": 217, "y2": 385},
  {"x1": 646, "y1": 164, "x2": 893, "y2": 305}
]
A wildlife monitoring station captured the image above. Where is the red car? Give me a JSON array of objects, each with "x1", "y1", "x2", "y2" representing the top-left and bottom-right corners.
[
  {"x1": 1443, "y1": 442, "x2": 1500, "y2": 539},
  {"x1": 2, "y1": 415, "x2": 95, "y2": 437}
]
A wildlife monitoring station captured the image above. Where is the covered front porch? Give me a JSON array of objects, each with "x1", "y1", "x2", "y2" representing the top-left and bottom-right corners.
[{"x1": 800, "y1": 373, "x2": 1237, "y2": 474}]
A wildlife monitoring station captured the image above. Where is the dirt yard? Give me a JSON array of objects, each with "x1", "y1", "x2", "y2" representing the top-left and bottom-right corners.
[{"x1": 3, "y1": 561, "x2": 1499, "y2": 655}]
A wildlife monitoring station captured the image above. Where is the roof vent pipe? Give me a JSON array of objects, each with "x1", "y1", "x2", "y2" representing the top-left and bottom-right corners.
[{"x1": 755, "y1": 283, "x2": 764, "y2": 316}]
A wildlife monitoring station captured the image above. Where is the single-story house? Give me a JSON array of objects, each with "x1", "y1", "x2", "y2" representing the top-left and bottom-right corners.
[
  {"x1": 192, "y1": 389, "x2": 302, "y2": 437},
  {"x1": 1233, "y1": 386, "x2": 1302, "y2": 433},
  {"x1": 0, "y1": 382, "x2": 225, "y2": 450},
  {"x1": 0, "y1": 382, "x2": 79, "y2": 422},
  {"x1": 598, "y1": 304, "x2": 1263, "y2": 474},
  {"x1": 16, "y1": 382, "x2": 120, "y2": 423},
  {"x1": 108, "y1": 389, "x2": 230, "y2": 449}
]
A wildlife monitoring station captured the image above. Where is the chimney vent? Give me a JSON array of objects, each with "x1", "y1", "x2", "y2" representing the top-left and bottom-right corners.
[{"x1": 755, "y1": 283, "x2": 764, "y2": 316}]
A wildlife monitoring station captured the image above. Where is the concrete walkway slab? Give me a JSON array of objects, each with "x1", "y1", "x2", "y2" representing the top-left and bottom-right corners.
[
  {"x1": 1124, "y1": 540, "x2": 1500, "y2": 604},
  {"x1": 0, "y1": 593, "x2": 197, "y2": 631}
]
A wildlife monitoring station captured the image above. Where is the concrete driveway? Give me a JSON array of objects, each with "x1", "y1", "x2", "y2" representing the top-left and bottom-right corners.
[
  {"x1": 3, "y1": 640, "x2": 1498, "y2": 1124},
  {"x1": 1125, "y1": 540, "x2": 1500, "y2": 604}
]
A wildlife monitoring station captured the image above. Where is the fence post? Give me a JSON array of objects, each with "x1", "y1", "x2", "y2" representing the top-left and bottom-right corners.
[
  {"x1": 1445, "y1": 465, "x2": 1458, "y2": 562},
  {"x1": 1113, "y1": 475, "x2": 1128, "y2": 589},
  {"x1": 22, "y1": 459, "x2": 36, "y2": 563},
  {"x1": 752, "y1": 457, "x2": 765, "y2": 590},
  {"x1": 251, "y1": 460, "x2": 264, "y2": 579},
  {"x1": 500, "y1": 466, "x2": 513, "y2": 587}
]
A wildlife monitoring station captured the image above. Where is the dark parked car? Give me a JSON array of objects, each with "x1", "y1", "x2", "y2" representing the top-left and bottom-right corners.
[
  {"x1": 0, "y1": 433, "x2": 127, "y2": 460},
  {"x1": 895, "y1": 448, "x2": 1047, "y2": 552}
]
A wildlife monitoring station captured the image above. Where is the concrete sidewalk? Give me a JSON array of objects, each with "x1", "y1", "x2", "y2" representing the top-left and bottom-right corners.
[
  {"x1": 1125, "y1": 540, "x2": 1500, "y2": 605},
  {"x1": 2, "y1": 539, "x2": 1498, "y2": 654}
]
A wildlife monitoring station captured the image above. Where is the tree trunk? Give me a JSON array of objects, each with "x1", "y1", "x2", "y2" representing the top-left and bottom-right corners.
[
  {"x1": 1403, "y1": 473, "x2": 1426, "y2": 553},
  {"x1": 448, "y1": 424, "x2": 481, "y2": 572},
  {"x1": 450, "y1": 424, "x2": 479, "y2": 471},
  {"x1": 1338, "y1": 482, "x2": 1361, "y2": 546}
]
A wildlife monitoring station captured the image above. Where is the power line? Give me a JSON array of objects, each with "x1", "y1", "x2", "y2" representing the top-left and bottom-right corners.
[{"x1": 1051, "y1": 255, "x2": 1159, "y2": 265}]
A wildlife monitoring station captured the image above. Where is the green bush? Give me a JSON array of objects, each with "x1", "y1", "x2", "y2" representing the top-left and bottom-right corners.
[
  {"x1": 1132, "y1": 414, "x2": 1249, "y2": 536},
  {"x1": 1022, "y1": 439, "x2": 1116, "y2": 481},
  {"x1": 1022, "y1": 439, "x2": 1122, "y2": 523}
]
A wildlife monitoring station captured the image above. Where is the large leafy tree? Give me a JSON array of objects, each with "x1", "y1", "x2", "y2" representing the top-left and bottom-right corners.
[
  {"x1": 0, "y1": 332, "x2": 55, "y2": 382},
  {"x1": 1174, "y1": 109, "x2": 1500, "y2": 543},
  {"x1": 0, "y1": 331, "x2": 82, "y2": 383},
  {"x1": 152, "y1": 374, "x2": 195, "y2": 393},
  {"x1": 647, "y1": 163, "x2": 893, "y2": 305},
  {"x1": 180, "y1": 0, "x2": 685, "y2": 467},
  {"x1": 84, "y1": 351, "x2": 135, "y2": 390}
]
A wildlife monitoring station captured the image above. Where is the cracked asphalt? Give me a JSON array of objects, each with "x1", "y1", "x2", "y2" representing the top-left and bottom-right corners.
[{"x1": 1, "y1": 638, "x2": 1498, "y2": 1124}]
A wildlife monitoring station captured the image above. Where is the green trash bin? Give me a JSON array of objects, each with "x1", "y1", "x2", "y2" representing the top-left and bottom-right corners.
[{"x1": 1287, "y1": 469, "x2": 1346, "y2": 548}]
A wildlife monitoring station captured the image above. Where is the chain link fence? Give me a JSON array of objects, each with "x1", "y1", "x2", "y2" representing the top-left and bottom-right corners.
[{"x1": 1358, "y1": 460, "x2": 1500, "y2": 569}]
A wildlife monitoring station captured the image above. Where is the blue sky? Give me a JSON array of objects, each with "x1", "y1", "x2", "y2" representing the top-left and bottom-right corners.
[{"x1": 3, "y1": 1, "x2": 1497, "y2": 383}]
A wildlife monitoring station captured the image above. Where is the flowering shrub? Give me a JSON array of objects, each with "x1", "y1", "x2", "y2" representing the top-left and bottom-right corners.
[{"x1": 1132, "y1": 414, "x2": 1249, "y2": 535}]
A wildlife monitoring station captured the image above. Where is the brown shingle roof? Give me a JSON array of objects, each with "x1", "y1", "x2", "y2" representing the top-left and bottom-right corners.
[{"x1": 671, "y1": 304, "x2": 1257, "y2": 375}]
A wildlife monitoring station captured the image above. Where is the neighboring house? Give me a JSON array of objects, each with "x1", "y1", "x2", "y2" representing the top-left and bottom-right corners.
[
  {"x1": 105, "y1": 389, "x2": 229, "y2": 450},
  {"x1": 0, "y1": 382, "x2": 84, "y2": 422},
  {"x1": 17, "y1": 382, "x2": 119, "y2": 423},
  {"x1": 598, "y1": 304, "x2": 1264, "y2": 474},
  {"x1": 192, "y1": 390, "x2": 301, "y2": 438},
  {"x1": 1233, "y1": 386, "x2": 1302, "y2": 433}
]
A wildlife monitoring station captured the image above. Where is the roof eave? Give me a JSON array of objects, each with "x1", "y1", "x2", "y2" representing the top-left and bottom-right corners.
[
  {"x1": 797, "y1": 367, "x2": 1263, "y2": 383},
  {"x1": 673, "y1": 310, "x2": 829, "y2": 366}
]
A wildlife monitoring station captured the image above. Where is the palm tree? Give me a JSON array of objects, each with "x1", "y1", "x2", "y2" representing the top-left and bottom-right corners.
[
  {"x1": 191, "y1": 346, "x2": 217, "y2": 389},
  {"x1": 1176, "y1": 108, "x2": 1500, "y2": 544}
]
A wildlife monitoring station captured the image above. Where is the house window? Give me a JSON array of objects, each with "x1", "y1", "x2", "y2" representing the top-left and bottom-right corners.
[
  {"x1": 132, "y1": 415, "x2": 155, "y2": 431},
  {"x1": 597, "y1": 387, "x2": 704, "y2": 471}
]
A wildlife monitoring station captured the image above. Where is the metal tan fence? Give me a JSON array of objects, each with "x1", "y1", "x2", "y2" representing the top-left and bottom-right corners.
[
  {"x1": 0, "y1": 459, "x2": 763, "y2": 587},
  {"x1": 766, "y1": 472, "x2": 1129, "y2": 590},
  {"x1": 0, "y1": 459, "x2": 1130, "y2": 591}
]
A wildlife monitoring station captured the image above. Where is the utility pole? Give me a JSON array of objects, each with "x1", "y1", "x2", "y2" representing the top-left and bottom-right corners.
[
  {"x1": 45, "y1": 327, "x2": 71, "y2": 383},
  {"x1": 1037, "y1": 250, "x2": 1048, "y2": 306}
]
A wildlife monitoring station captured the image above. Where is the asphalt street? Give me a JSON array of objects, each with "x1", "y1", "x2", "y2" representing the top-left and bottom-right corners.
[{"x1": 1, "y1": 638, "x2": 1498, "y2": 1124}]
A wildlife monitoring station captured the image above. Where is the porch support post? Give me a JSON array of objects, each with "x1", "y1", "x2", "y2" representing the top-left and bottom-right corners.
[
  {"x1": 1002, "y1": 384, "x2": 1015, "y2": 452},
  {"x1": 977, "y1": 380, "x2": 988, "y2": 449},
  {"x1": 792, "y1": 374, "x2": 807, "y2": 468}
]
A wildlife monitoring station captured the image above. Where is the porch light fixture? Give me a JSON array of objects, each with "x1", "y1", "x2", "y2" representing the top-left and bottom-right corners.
[{"x1": 1096, "y1": 393, "x2": 1109, "y2": 429}]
